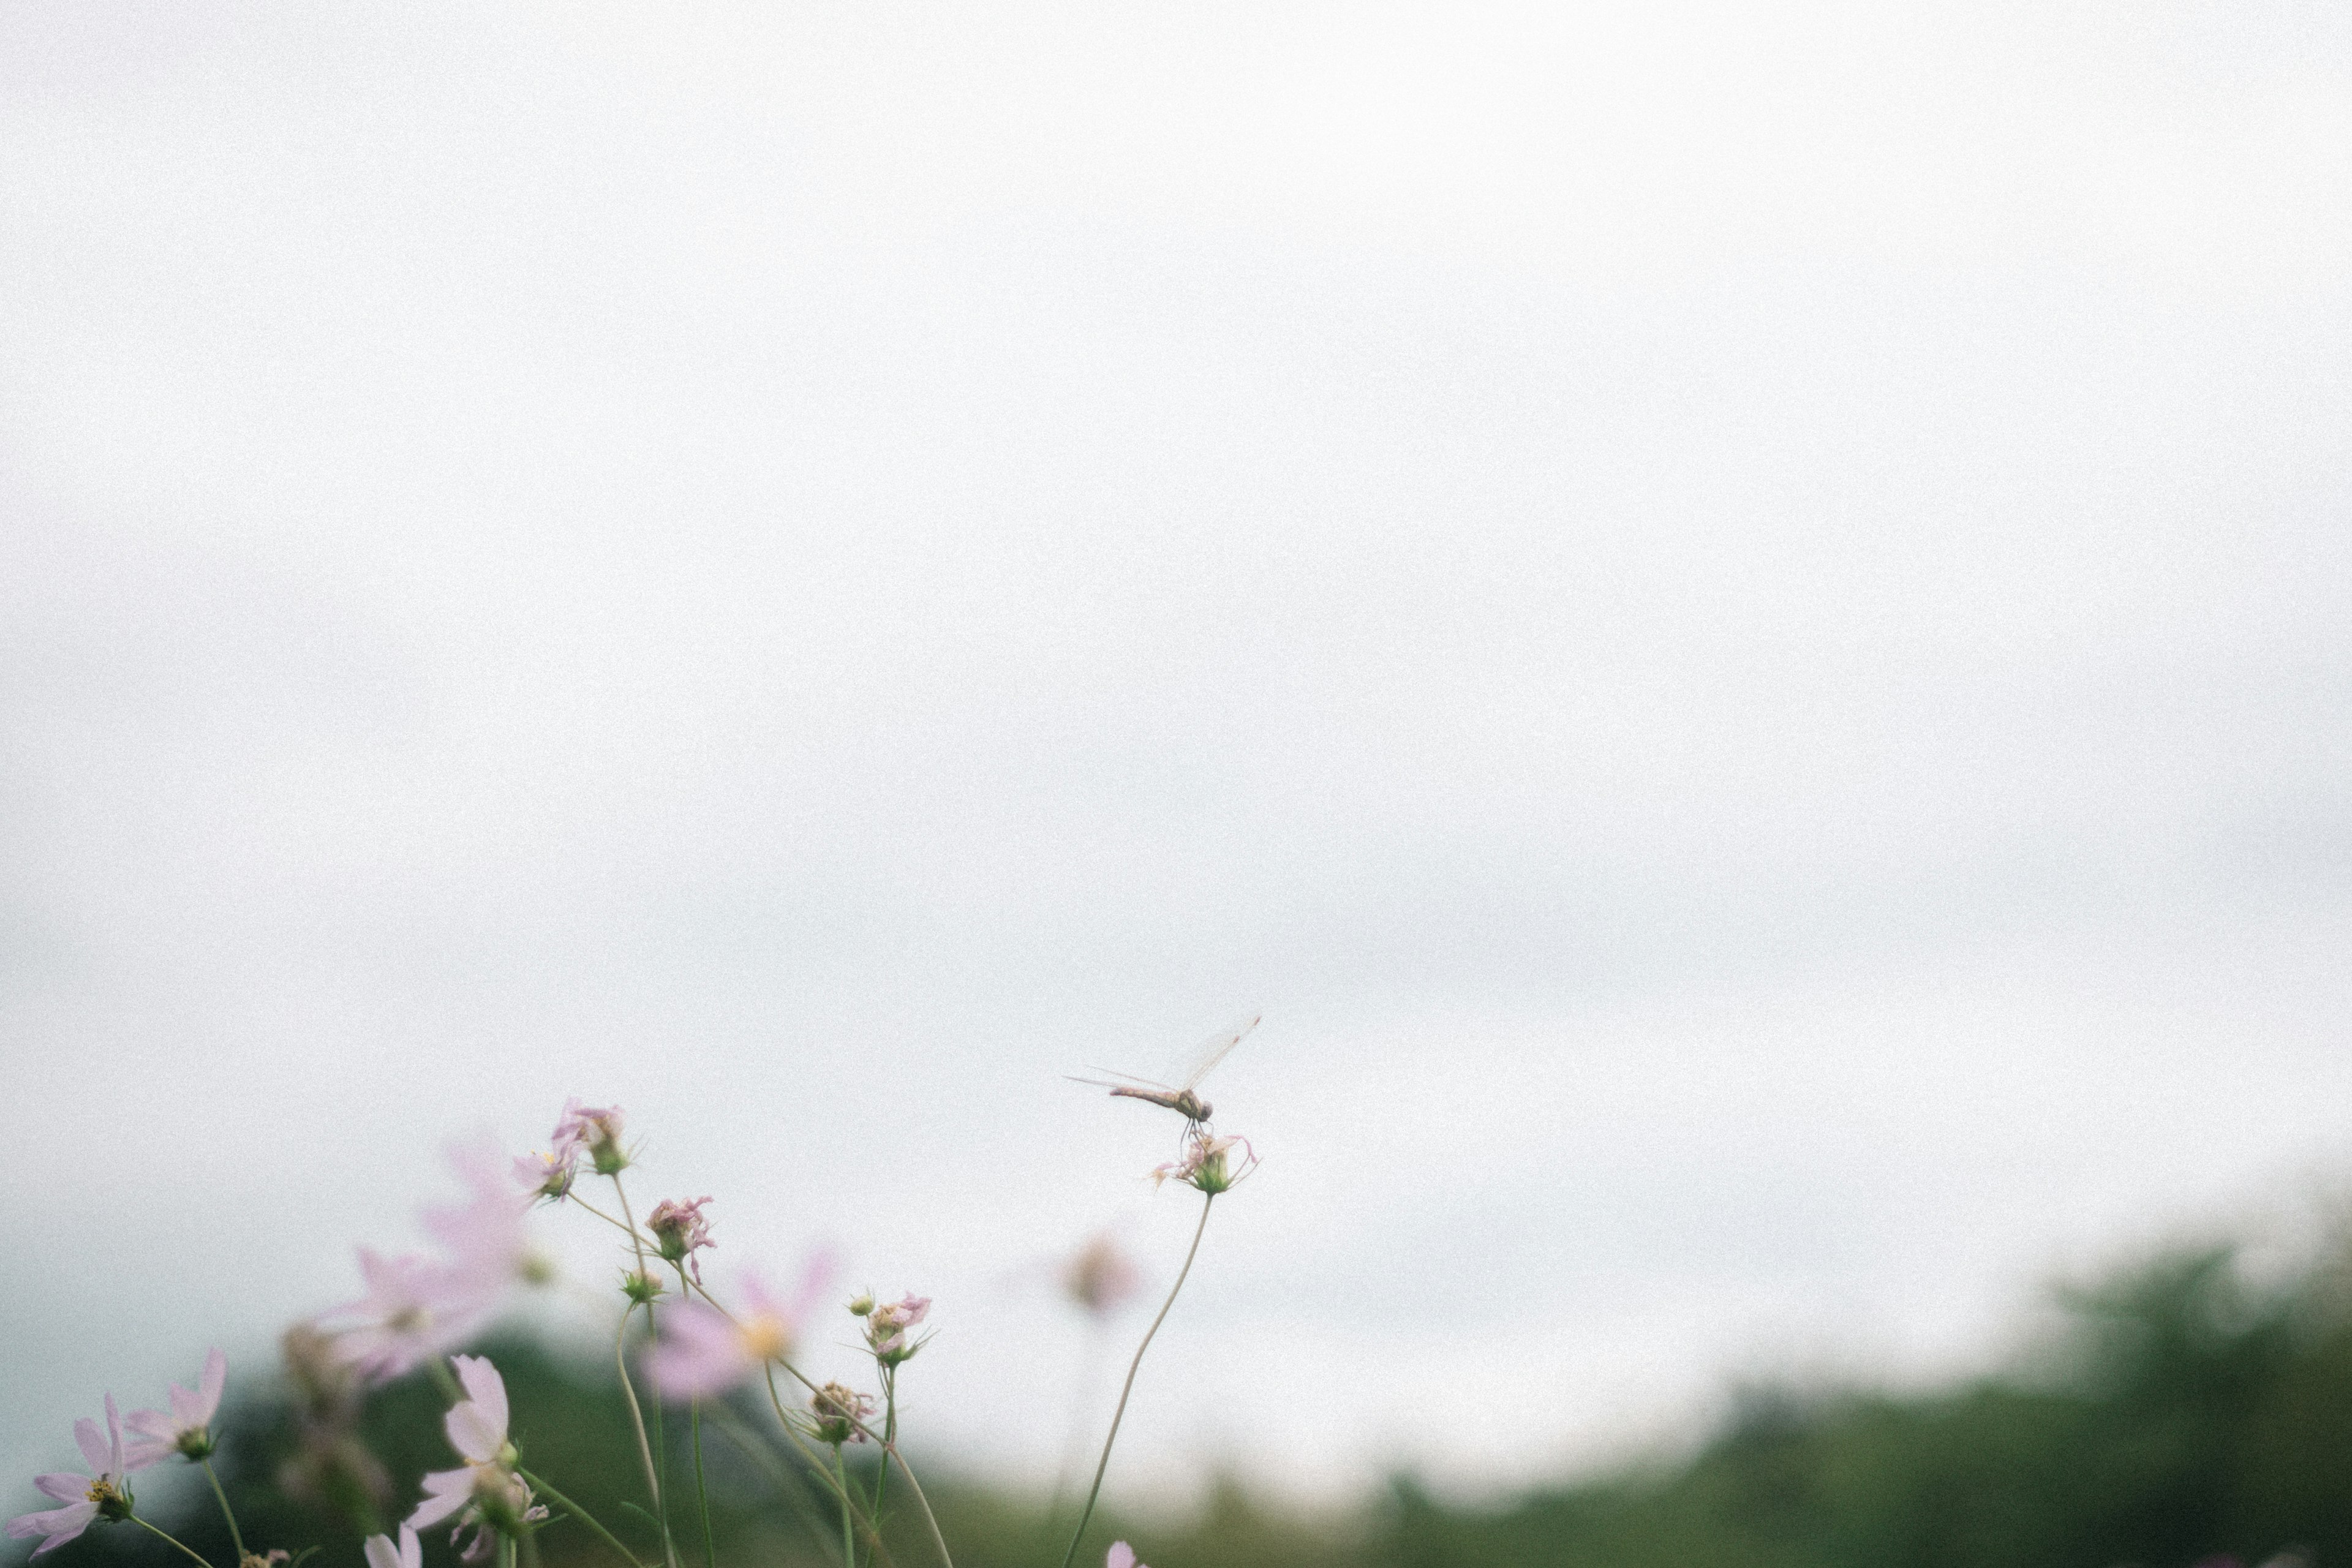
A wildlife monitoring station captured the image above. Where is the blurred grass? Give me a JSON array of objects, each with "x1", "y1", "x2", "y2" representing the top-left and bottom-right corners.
[{"x1": 43, "y1": 1225, "x2": 2352, "y2": 1568}]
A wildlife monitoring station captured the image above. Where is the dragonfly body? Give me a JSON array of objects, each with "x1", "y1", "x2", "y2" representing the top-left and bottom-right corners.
[{"x1": 1107, "y1": 1085, "x2": 1213, "y2": 1123}]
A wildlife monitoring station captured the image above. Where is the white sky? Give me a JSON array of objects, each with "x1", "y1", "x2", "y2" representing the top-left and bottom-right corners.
[{"x1": 4, "y1": 0, "x2": 2351, "y2": 1518}]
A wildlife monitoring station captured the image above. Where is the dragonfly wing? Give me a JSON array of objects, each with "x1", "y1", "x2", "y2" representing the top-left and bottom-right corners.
[
  {"x1": 1174, "y1": 1014, "x2": 1261, "y2": 1092},
  {"x1": 1069, "y1": 1068, "x2": 1177, "y2": 1091}
]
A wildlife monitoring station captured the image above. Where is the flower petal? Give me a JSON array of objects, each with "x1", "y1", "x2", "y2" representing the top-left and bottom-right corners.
[
  {"x1": 451, "y1": 1356, "x2": 508, "y2": 1447},
  {"x1": 73, "y1": 1419, "x2": 109, "y2": 1477},
  {"x1": 10, "y1": 1501, "x2": 99, "y2": 1551},
  {"x1": 31, "y1": 1476, "x2": 88, "y2": 1504},
  {"x1": 198, "y1": 1349, "x2": 226, "y2": 1422},
  {"x1": 1106, "y1": 1544, "x2": 1138, "y2": 1568},
  {"x1": 405, "y1": 1468, "x2": 475, "y2": 1528}
]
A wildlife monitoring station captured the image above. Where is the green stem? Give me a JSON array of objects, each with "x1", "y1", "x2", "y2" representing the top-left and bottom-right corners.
[
  {"x1": 835, "y1": 1447, "x2": 855, "y2": 1568},
  {"x1": 753, "y1": 1367, "x2": 905, "y2": 1568},
  {"x1": 868, "y1": 1366, "x2": 895, "y2": 1563},
  {"x1": 427, "y1": 1357, "x2": 463, "y2": 1403},
  {"x1": 132, "y1": 1515, "x2": 214, "y2": 1568},
  {"x1": 1057, "y1": 1191, "x2": 1216, "y2": 1568},
  {"x1": 611, "y1": 1175, "x2": 680, "y2": 1568},
  {"x1": 699, "y1": 1282, "x2": 950, "y2": 1568},
  {"x1": 199, "y1": 1459, "x2": 247, "y2": 1562},
  {"x1": 691, "y1": 1399, "x2": 715, "y2": 1568},
  {"x1": 704, "y1": 1401, "x2": 856, "y2": 1568},
  {"x1": 612, "y1": 1303, "x2": 668, "y2": 1558},
  {"x1": 519, "y1": 1467, "x2": 649, "y2": 1568}
]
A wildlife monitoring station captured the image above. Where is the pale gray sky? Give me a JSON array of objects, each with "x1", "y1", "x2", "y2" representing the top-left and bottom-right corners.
[{"x1": 5, "y1": 0, "x2": 2351, "y2": 1517}]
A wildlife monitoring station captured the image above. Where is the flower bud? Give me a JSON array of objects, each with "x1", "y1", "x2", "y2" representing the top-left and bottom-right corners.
[
  {"x1": 621, "y1": 1268, "x2": 666, "y2": 1305},
  {"x1": 808, "y1": 1382, "x2": 874, "y2": 1447},
  {"x1": 846, "y1": 1292, "x2": 874, "y2": 1317}
]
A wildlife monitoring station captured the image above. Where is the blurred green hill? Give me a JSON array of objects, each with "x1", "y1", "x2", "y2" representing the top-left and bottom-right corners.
[{"x1": 46, "y1": 1223, "x2": 2352, "y2": 1568}]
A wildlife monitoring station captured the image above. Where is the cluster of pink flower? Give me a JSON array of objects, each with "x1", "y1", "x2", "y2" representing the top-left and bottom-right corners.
[
  {"x1": 7, "y1": 1354, "x2": 225, "y2": 1557},
  {"x1": 12, "y1": 1060, "x2": 1252, "y2": 1568}
]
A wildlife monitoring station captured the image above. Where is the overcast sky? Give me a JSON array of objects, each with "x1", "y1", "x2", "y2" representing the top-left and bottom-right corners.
[{"x1": 5, "y1": 0, "x2": 2352, "y2": 1523}]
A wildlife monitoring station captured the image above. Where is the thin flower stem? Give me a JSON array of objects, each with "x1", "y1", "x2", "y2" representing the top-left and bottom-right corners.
[
  {"x1": 692, "y1": 1280, "x2": 953, "y2": 1568},
  {"x1": 498, "y1": 1531, "x2": 515, "y2": 1568},
  {"x1": 835, "y1": 1447, "x2": 854, "y2": 1568},
  {"x1": 568, "y1": 1193, "x2": 647, "y2": 1245},
  {"x1": 691, "y1": 1400, "x2": 715, "y2": 1568},
  {"x1": 611, "y1": 1175, "x2": 680, "y2": 1568},
  {"x1": 703, "y1": 1405, "x2": 857, "y2": 1568},
  {"x1": 518, "y1": 1467, "x2": 649, "y2": 1568},
  {"x1": 868, "y1": 1365, "x2": 897, "y2": 1563},
  {"x1": 612, "y1": 1301, "x2": 672, "y2": 1568},
  {"x1": 660, "y1": 1262, "x2": 717, "y2": 1568},
  {"x1": 521, "y1": 1527, "x2": 544, "y2": 1568},
  {"x1": 746, "y1": 1371, "x2": 901, "y2": 1568},
  {"x1": 199, "y1": 1458, "x2": 247, "y2": 1561},
  {"x1": 132, "y1": 1515, "x2": 215, "y2": 1568},
  {"x1": 427, "y1": 1357, "x2": 463, "y2": 1403},
  {"x1": 1057, "y1": 1191, "x2": 1216, "y2": 1568}
]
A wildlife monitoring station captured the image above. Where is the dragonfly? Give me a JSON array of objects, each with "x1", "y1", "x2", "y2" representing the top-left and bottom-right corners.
[{"x1": 1070, "y1": 1014, "x2": 1260, "y2": 1127}]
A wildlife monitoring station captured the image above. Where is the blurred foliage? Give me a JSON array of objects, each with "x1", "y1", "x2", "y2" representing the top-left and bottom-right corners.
[{"x1": 37, "y1": 1226, "x2": 2352, "y2": 1568}]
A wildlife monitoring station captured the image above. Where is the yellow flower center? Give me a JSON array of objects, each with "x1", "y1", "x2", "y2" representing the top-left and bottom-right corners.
[{"x1": 739, "y1": 1313, "x2": 791, "y2": 1363}]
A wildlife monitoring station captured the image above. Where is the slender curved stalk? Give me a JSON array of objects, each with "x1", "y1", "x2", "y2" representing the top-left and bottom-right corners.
[
  {"x1": 690, "y1": 1279, "x2": 954, "y2": 1568},
  {"x1": 199, "y1": 1459, "x2": 247, "y2": 1562},
  {"x1": 519, "y1": 1467, "x2": 648, "y2": 1568},
  {"x1": 1058, "y1": 1192, "x2": 1216, "y2": 1568},
  {"x1": 132, "y1": 1515, "x2": 215, "y2": 1568},
  {"x1": 869, "y1": 1365, "x2": 897, "y2": 1561},
  {"x1": 612, "y1": 1303, "x2": 670, "y2": 1562},
  {"x1": 611, "y1": 1175, "x2": 680, "y2": 1568},
  {"x1": 704, "y1": 1404, "x2": 857, "y2": 1568},
  {"x1": 691, "y1": 1400, "x2": 715, "y2": 1568},
  {"x1": 835, "y1": 1448, "x2": 855, "y2": 1568}
]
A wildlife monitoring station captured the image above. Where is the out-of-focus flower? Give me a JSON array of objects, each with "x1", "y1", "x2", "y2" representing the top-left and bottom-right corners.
[
  {"x1": 1061, "y1": 1235, "x2": 1142, "y2": 1316},
  {"x1": 7, "y1": 1398, "x2": 134, "y2": 1556},
  {"x1": 647, "y1": 1197, "x2": 717, "y2": 1284},
  {"x1": 552, "y1": 1099, "x2": 628, "y2": 1176},
  {"x1": 239, "y1": 1550, "x2": 290, "y2": 1568},
  {"x1": 1150, "y1": 1131, "x2": 1256, "y2": 1195},
  {"x1": 643, "y1": 1259, "x2": 831, "y2": 1400},
  {"x1": 277, "y1": 1326, "x2": 391, "y2": 1525},
  {"x1": 321, "y1": 1250, "x2": 500, "y2": 1386},
  {"x1": 362, "y1": 1525, "x2": 421, "y2": 1568},
  {"x1": 864, "y1": 1293, "x2": 932, "y2": 1363},
  {"x1": 124, "y1": 1349, "x2": 225, "y2": 1466},
  {"x1": 1107, "y1": 1543, "x2": 1148, "y2": 1568},
  {"x1": 807, "y1": 1382, "x2": 875, "y2": 1446},
  {"x1": 425, "y1": 1144, "x2": 542, "y2": 1287},
  {"x1": 409, "y1": 1355, "x2": 541, "y2": 1563}
]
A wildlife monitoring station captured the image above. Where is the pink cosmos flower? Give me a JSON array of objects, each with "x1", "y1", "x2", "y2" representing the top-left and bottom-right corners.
[
  {"x1": 408, "y1": 1355, "x2": 519, "y2": 1529},
  {"x1": 362, "y1": 1525, "x2": 421, "y2": 1568},
  {"x1": 123, "y1": 1349, "x2": 225, "y2": 1467},
  {"x1": 643, "y1": 1259, "x2": 832, "y2": 1400},
  {"x1": 424, "y1": 1142, "x2": 538, "y2": 1286},
  {"x1": 323, "y1": 1249, "x2": 500, "y2": 1386},
  {"x1": 1149, "y1": 1131, "x2": 1256, "y2": 1194},
  {"x1": 511, "y1": 1148, "x2": 575, "y2": 1202},
  {"x1": 1107, "y1": 1544, "x2": 1148, "y2": 1568},
  {"x1": 646, "y1": 1197, "x2": 717, "y2": 1285},
  {"x1": 7, "y1": 1397, "x2": 132, "y2": 1556},
  {"x1": 551, "y1": 1098, "x2": 627, "y2": 1174},
  {"x1": 864, "y1": 1293, "x2": 932, "y2": 1357}
]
